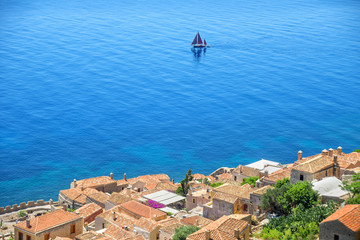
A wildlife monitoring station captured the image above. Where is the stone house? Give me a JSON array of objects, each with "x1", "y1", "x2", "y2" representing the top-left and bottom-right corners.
[
  {"x1": 58, "y1": 188, "x2": 100, "y2": 210},
  {"x1": 71, "y1": 174, "x2": 118, "y2": 193},
  {"x1": 85, "y1": 191, "x2": 110, "y2": 208},
  {"x1": 75, "y1": 203, "x2": 103, "y2": 224},
  {"x1": 232, "y1": 159, "x2": 282, "y2": 183},
  {"x1": 157, "y1": 218, "x2": 183, "y2": 240},
  {"x1": 249, "y1": 185, "x2": 274, "y2": 215},
  {"x1": 319, "y1": 204, "x2": 360, "y2": 240},
  {"x1": 186, "y1": 188, "x2": 211, "y2": 211},
  {"x1": 14, "y1": 209, "x2": 83, "y2": 240},
  {"x1": 133, "y1": 217, "x2": 161, "y2": 240},
  {"x1": 290, "y1": 151, "x2": 340, "y2": 184},
  {"x1": 203, "y1": 192, "x2": 242, "y2": 220},
  {"x1": 262, "y1": 167, "x2": 292, "y2": 186},
  {"x1": 187, "y1": 214, "x2": 251, "y2": 240},
  {"x1": 95, "y1": 206, "x2": 137, "y2": 231}
]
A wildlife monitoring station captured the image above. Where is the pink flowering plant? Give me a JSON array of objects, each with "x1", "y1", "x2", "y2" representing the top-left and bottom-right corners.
[{"x1": 145, "y1": 199, "x2": 166, "y2": 209}]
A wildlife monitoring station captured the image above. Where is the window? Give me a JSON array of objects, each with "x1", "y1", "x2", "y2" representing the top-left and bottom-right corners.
[
  {"x1": 234, "y1": 176, "x2": 237, "y2": 181},
  {"x1": 300, "y1": 175, "x2": 304, "y2": 181},
  {"x1": 44, "y1": 233, "x2": 50, "y2": 240},
  {"x1": 26, "y1": 235, "x2": 31, "y2": 240},
  {"x1": 102, "y1": 223, "x2": 105, "y2": 229},
  {"x1": 19, "y1": 232, "x2": 23, "y2": 240},
  {"x1": 243, "y1": 204, "x2": 248, "y2": 211},
  {"x1": 138, "y1": 188, "x2": 141, "y2": 192},
  {"x1": 325, "y1": 171, "x2": 328, "y2": 177},
  {"x1": 193, "y1": 199, "x2": 196, "y2": 204},
  {"x1": 70, "y1": 224, "x2": 76, "y2": 234},
  {"x1": 122, "y1": 187, "x2": 124, "y2": 190},
  {"x1": 334, "y1": 234, "x2": 339, "y2": 240}
]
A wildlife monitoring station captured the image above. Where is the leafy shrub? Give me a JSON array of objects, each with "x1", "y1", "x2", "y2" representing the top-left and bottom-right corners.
[
  {"x1": 18, "y1": 210, "x2": 27, "y2": 217},
  {"x1": 353, "y1": 149, "x2": 360, "y2": 153},
  {"x1": 241, "y1": 176, "x2": 259, "y2": 187},
  {"x1": 210, "y1": 182, "x2": 224, "y2": 188},
  {"x1": 172, "y1": 225, "x2": 200, "y2": 240}
]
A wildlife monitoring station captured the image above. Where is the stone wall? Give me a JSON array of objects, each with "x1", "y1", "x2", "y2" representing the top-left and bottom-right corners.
[
  {"x1": 319, "y1": 220, "x2": 357, "y2": 240},
  {"x1": 0, "y1": 199, "x2": 56, "y2": 215}
]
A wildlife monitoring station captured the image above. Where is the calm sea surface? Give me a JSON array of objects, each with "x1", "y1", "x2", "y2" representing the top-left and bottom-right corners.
[{"x1": 0, "y1": 0, "x2": 360, "y2": 207}]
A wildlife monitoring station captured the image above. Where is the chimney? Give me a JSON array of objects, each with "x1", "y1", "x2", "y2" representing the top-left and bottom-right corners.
[
  {"x1": 112, "y1": 211, "x2": 116, "y2": 220},
  {"x1": 329, "y1": 148, "x2": 334, "y2": 157},
  {"x1": 338, "y1": 146, "x2": 342, "y2": 155},
  {"x1": 26, "y1": 219, "x2": 31, "y2": 228},
  {"x1": 234, "y1": 229, "x2": 240, "y2": 239},
  {"x1": 333, "y1": 155, "x2": 338, "y2": 164},
  {"x1": 110, "y1": 173, "x2": 113, "y2": 180},
  {"x1": 172, "y1": 179, "x2": 175, "y2": 184},
  {"x1": 205, "y1": 230, "x2": 210, "y2": 240},
  {"x1": 73, "y1": 179, "x2": 77, "y2": 188},
  {"x1": 298, "y1": 150, "x2": 302, "y2": 161},
  {"x1": 124, "y1": 173, "x2": 127, "y2": 181},
  {"x1": 321, "y1": 149, "x2": 328, "y2": 156}
]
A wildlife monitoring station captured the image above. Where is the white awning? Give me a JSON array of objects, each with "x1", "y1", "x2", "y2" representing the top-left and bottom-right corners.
[
  {"x1": 143, "y1": 190, "x2": 185, "y2": 205},
  {"x1": 159, "y1": 207, "x2": 179, "y2": 215}
]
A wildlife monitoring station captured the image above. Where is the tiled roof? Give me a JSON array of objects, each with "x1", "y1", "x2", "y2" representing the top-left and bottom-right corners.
[
  {"x1": 135, "y1": 217, "x2": 160, "y2": 232},
  {"x1": 193, "y1": 174, "x2": 207, "y2": 179},
  {"x1": 217, "y1": 173, "x2": 232, "y2": 180},
  {"x1": 75, "y1": 203, "x2": 103, "y2": 220},
  {"x1": 180, "y1": 216, "x2": 213, "y2": 227},
  {"x1": 213, "y1": 192, "x2": 239, "y2": 204},
  {"x1": 338, "y1": 152, "x2": 360, "y2": 169},
  {"x1": 104, "y1": 224, "x2": 134, "y2": 240},
  {"x1": 99, "y1": 207, "x2": 137, "y2": 231},
  {"x1": 187, "y1": 215, "x2": 249, "y2": 240},
  {"x1": 160, "y1": 222, "x2": 183, "y2": 235},
  {"x1": 74, "y1": 231, "x2": 107, "y2": 240},
  {"x1": 60, "y1": 188, "x2": 87, "y2": 204},
  {"x1": 86, "y1": 191, "x2": 109, "y2": 204},
  {"x1": 116, "y1": 179, "x2": 129, "y2": 186},
  {"x1": 321, "y1": 204, "x2": 360, "y2": 232},
  {"x1": 251, "y1": 185, "x2": 274, "y2": 196},
  {"x1": 76, "y1": 176, "x2": 116, "y2": 189},
  {"x1": 14, "y1": 209, "x2": 82, "y2": 233},
  {"x1": 293, "y1": 155, "x2": 334, "y2": 173},
  {"x1": 54, "y1": 237, "x2": 72, "y2": 240},
  {"x1": 206, "y1": 176, "x2": 216, "y2": 182},
  {"x1": 263, "y1": 167, "x2": 291, "y2": 183},
  {"x1": 108, "y1": 192, "x2": 132, "y2": 205},
  {"x1": 153, "y1": 181, "x2": 178, "y2": 191},
  {"x1": 215, "y1": 184, "x2": 254, "y2": 200},
  {"x1": 120, "y1": 200, "x2": 167, "y2": 219}
]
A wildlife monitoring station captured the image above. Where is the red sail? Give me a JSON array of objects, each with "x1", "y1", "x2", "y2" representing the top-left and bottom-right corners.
[
  {"x1": 192, "y1": 32, "x2": 203, "y2": 45},
  {"x1": 204, "y1": 39, "x2": 207, "y2": 45}
]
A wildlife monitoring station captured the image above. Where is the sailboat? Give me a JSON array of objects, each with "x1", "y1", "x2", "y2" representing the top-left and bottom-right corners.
[{"x1": 191, "y1": 32, "x2": 208, "y2": 48}]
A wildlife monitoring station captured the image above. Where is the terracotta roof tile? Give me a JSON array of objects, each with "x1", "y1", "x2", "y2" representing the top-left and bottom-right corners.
[
  {"x1": 14, "y1": 209, "x2": 82, "y2": 233},
  {"x1": 135, "y1": 217, "x2": 160, "y2": 232},
  {"x1": 187, "y1": 215, "x2": 249, "y2": 240},
  {"x1": 193, "y1": 174, "x2": 207, "y2": 179},
  {"x1": 104, "y1": 224, "x2": 134, "y2": 240},
  {"x1": 180, "y1": 216, "x2": 213, "y2": 227},
  {"x1": 217, "y1": 173, "x2": 232, "y2": 180},
  {"x1": 107, "y1": 192, "x2": 132, "y2": 205},
  {"x1": 99, "y1": 207, "x2": 137, "y2": 231},
  {"x1": 120, "y1": 200, "x2": 167, "y2": 219},
  {"x1": 293, "y1": 155, "x2": 334, "y2": 173},
  {"x1": 213, "y1": 192, "x2": 239, "y2": 204},
  {"x1": 86, "y1": 191, "x2": 110, "y2": 204},
  {"x1": 263, "y1": 167, "x2": 291, "y2": 183},
  {"x1": 76, "y1": 176, "x2": 116, "y2": 189},
  {"x1": 75, "y1": 203, "x2": 103, "y2": 221},
  {"x1": 206, "y1": 176, "x2": 216, "y2": 182},
  {"x1": 60, "y1": 188, "x2": 87, "y2": 204},
  {"x1": 233, "y1": 165, "x2": 260, "y2": 177},
  {"x1": 252, "y1": 185, "x2": 274, "y2": 195},
  {"x1": 321, "y1": 204, "x2": 360, "y2": 232},
  {"x1": 215, "y1": 184, "x2": 255, "y2": 200}
]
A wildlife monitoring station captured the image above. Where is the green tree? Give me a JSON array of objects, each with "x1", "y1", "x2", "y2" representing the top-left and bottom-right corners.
[
  {"x1": 172, "y1": 225, "x2": 200, "y2": 240},
  {"x1": 274, "y1": 177, "x2": 290, "y2": 188},
  {"x1": 241, "y1": 176, "x2": 259, "y2": 187},
  {"x1": 343, "y1": 173, "x2": 360, "y2": 204},
  {"x1": 203, "y1": 177, "x2": 210, "y2": 185},
  {"x1": 353, "y1": 149, "x2": 360, "y2": 153},
  {"x1": 177, "y1": 169, "x2": 194, "y2": 196},
  {"x1": 261, "y1": 182, "x2": 291, "y2": 215},
  {"x1": 278, "y1": 181, "x2": 319, "y2": 214}
]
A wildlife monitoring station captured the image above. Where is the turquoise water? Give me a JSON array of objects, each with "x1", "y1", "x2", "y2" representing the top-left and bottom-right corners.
[{"x1": 1, "y1": 0, "x2": 360, "y2": 207}]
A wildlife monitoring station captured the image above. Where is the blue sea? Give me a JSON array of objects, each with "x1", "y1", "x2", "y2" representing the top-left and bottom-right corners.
[{"x1": 0, "y1": 0, "x2": 360, "y2": 207}]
